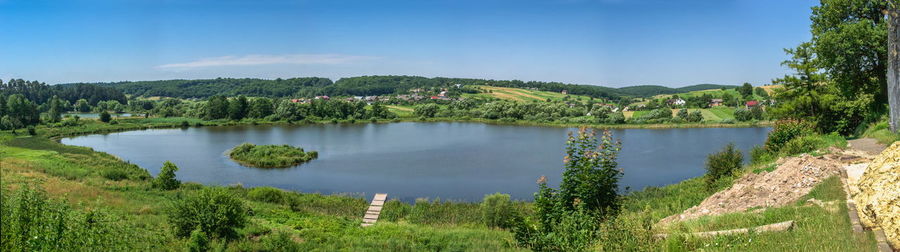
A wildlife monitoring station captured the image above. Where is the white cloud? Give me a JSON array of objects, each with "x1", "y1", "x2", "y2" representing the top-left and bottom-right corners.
[{"x1": 156, "y1": 54, "x2": 377, "y2": 69}]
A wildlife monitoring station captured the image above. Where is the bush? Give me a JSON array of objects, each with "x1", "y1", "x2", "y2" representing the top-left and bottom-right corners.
[
  {"x1": 109, "y1": 120, "x2": 119, "y2": 125},
  {"x1": 27, "y1": 126, "x2": 36, "y2": 135},
  {"x1": 99, "y1": 111, "x2": 111, "y2": 123},
  {"x1": 705, "y1": 143, "x2": 743, "y2": 189},
  {"x1": 101, "y1": 169, "x2": 129, "y2": 181},
  {"x1": 780, "y1": 135, "x2": 825, "y2": 155},
  {"x1": 481, "y1": 193, "x2": 519, "y2": 229},
  {"x1": 733, "y1": 108, "x2": 752, "y2": 121},
  {"x1": 247, "y1": 187, "x2": 285, "y2": 204},
  {"x1": 152, "y1": 161, "x2": 180, "y2": 190},
  {"x1": 261, "y1": 232, "x2": 301, "y2": 251},
  {"x1": 181, "y1": 121, "x2": 190, "y2": 128},
  {"x1": 765, "y1": 120, "x2": 814, "y2": 153},
  {"x1": 750, "y1": 145, "x2": 774, "y2": 164},
  {"x1": 186, "y1": 228, "x2": 209, "y2": 252},
  {"x1": 169, "y1": 187, "x2": 247, "y2": 239}
]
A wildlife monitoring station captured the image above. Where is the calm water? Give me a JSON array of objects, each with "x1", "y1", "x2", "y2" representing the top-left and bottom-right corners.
[{"x1": 62, "y1": 123, "x2": 770, "y2": 202}]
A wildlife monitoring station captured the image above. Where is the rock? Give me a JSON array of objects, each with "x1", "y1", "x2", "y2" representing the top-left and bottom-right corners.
[{"x1": 853, "y1": 142, "x2": 900, "y2": 249}]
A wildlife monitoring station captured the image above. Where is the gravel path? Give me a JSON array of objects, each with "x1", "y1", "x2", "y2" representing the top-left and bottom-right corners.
[{"x1": 848, "y1": 138, "x2": 887, "y2": 155}]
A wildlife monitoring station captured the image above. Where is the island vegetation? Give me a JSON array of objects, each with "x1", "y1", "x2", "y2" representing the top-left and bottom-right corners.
[{"x1": 228, "y1": 143, "x2": 318, "y2": 168}]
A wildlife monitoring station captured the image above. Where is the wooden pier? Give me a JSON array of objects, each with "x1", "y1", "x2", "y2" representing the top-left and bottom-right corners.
[{"x1": 361, "y1": 193, "x2": 387, "y2": 227}]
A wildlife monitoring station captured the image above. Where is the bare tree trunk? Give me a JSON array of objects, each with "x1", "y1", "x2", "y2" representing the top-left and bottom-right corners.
[{"x1": 888, "y1": 4, "x2": 900, "y2": 133}]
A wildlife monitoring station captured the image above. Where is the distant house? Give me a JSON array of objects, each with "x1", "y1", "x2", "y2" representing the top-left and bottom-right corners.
[
  {"x1": 666, "y1": 98, "x2": 686, "y2": 106},
  {"x1": 410, "y1": 88, "x2": 424, "y2": 93},
  {"x1": 561, "y1": 90, "x2": 568, "y2": 95},
  {"x1": 314, "y1": 95, "x2": 330, "y2": 100},
  {"x1": 710, "y1": 99, "x2": 724, "y2": 107},
  {"x1": 745, "y1": 100, "x2": 759, "y2": 108},
  {"x1": 454, "y1": 84, "x2": 462, "y2": 88},
  {"x1": 290, "y1": 99, "x2": 302, "y2": 103}
]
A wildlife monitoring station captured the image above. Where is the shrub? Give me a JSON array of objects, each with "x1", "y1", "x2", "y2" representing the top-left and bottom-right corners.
[
  {"x1": 152, "y1": 161, "x2": 180, "y2": 190},
  {"x1": 764, "y1": 120, "x2": 814, "y2": 153},
  {"x1": 109, "y1": 120, "x2": 119, "y2": 125},
  {"x1": 261, "y1": 232, "x2": 301, "y2": 251},
  {"x1": 186, "y1": 228, "x2": 209, "y2": 252},
  {"x1": 733, "y1": 108, "x2": 752, "y2": 121},
  {"x1": 705, "y1": 143, "x2": 743, "y2": 189},
  {"x1": 750, "y1": 145, "x2": 774, "y2": 164},
  {"x1": 181, "y1": 121, "x2": 190, "y2": 128},
  {"x1": 27, "y1": 126, "x2": 36, "y2": 135},
  {"x1": 481, "y1": 193, "x2": 519, "y2": 229},
  {"x1": 101, "y1": 169, "x2": 129, "y2": 181},
  {"x1": 99, "y1": 111, "x2": 111, "y2": 123},
  {"x1": 780, "y1": 135, "x2": 825, "y2": 155},
  {"x1": 247, "y1": 187, "x2": 285, "y2": 204},
  {"x1": 169, "y1": 187, "x2": 247, "y2": 239}
]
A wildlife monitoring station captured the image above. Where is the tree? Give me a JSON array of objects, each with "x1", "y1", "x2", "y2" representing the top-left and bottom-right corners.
[
  {"x1": 99, "y1": 111, "x2": 111, "y2": 123},
  {"x1": 413, "y1": 104, "x2": 439, "y2": 118},
  {"x1": 47, "y1": 95, "x2": 64, "y2": 123},
  {"x1": 227, "y1": 95, "x2": 248, "y2": 120},
  {"x1": 248, "y1": 98, "x2": 273, "y2": 118},
  {"x1": 152, "y1": 161, "x2": 180, "y2": 190},
  {"x1": 888, "y1": 0, "x2": 900, "y2": 132},
  {"x1": 74, "y1": 99, "x2": 91, "y2": 112},
  {"x1": 203, "y1": 96, "x2": 229, "y2": 120},
  {"x1": 738, "y1": 83, "x2": 754, "y2": 97}
]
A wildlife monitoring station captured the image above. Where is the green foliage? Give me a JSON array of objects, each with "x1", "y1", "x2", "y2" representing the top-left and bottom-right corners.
[
  {"x1": 764, "y1": 120, "x2": 814, "y2": 153},
  {"x1": 152, "y1": 161, "x2": 181, "y2": 190},
  {"x1": 0, "y1": 187, "x2": 135, "y2": 251},
  {"x1": 733, "y1": 108, "x2": 752, "y2": 121},
  {"x1": 413, "y1": 103, "x2": 439, "y2": 118},
  {"x1": 247, "y1": 187, "x2": 286, "y2": 204},
  {"x1": 770, "y1": 0, "x2": 888, "y2": 135},
  {"x1": 99, "y1": 111, "x2": 111, "y2": 123},
  {"x1": 738, "y1": 83, "x2": 754, "y2": 97},
  {"x1": 705, "y1": 143, "x2": 743, "y2": 189},
  {"x1": 186, "y1": 228, "x2": 210, "y2": 252},
  {"x1": 228, "y1": 143, "x2": 317, "y2": 168},
  {"x1": 516, "y1": 128, "x2": 622, "y2": 250},
  {"x1": 481, "y1": 193, "x2": 519, "y2": 229},
  {"x1": 260, "y1": 231, "x2": 301, "y2": 251},
  {"x1": 169, "y1": 187, "x2": 247, "y2": 239}
]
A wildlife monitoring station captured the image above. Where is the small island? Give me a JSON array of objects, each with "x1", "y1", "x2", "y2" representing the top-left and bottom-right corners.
[{"x1": 228, "y1": 143, "x2": 318, "y2": 168}]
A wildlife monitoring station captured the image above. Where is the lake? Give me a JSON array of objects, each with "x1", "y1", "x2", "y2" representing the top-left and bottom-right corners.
[{"x1": 62, "y1": 122, "x2": 771, "y2": 202}]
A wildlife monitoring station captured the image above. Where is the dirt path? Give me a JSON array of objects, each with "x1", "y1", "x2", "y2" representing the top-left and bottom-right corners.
[{"x1": 848, "y1": 138, "x2": 887, "y2": 155}]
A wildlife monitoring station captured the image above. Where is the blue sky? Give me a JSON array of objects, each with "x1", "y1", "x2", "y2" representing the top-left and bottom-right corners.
[{"x1": 0, "y1": 0, "x2": 817, "y2": 87}]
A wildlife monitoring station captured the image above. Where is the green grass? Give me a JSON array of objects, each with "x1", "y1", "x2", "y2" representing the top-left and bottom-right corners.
[
  {"x1": 861, "y1": 120, "x2": 900, "y2": 145},
  {"x1": 228, "y1": 143, "x2": 318, "y2": 168},
  {"x1": 0, "y1": 119, "x2": 869, "y2": 251},
  {"x1": 1, "y1": 130, "x2": 525, "y2": 251},
  {"x1": 658, "y1": 177, "x2": 876, "y2": 251},
  {"x1": 707, "y1": 107, "x2": 736, "y2": 120}
]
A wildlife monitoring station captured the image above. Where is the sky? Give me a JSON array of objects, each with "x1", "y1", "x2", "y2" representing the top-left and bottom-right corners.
[{"x1": 0, "y1": 0, "x2": 818, "y2": 87}]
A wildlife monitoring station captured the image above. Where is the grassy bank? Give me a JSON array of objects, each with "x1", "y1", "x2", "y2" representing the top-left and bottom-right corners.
[{"x1": 0, "y1": 119, "x2": 867, "y2": 251}]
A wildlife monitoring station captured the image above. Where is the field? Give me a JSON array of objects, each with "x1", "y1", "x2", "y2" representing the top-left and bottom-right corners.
[
  {"x1": 624, "y1": 107, "x2": 736, "y2": 121},
  {"x1": 465, "y1": 85, "x2": 595, "y2": 102}
]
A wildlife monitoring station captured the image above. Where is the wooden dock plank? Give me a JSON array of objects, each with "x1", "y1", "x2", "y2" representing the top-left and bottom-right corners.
[{"x1": 361, "y1": 193, "x2": 388, "y2": 227}]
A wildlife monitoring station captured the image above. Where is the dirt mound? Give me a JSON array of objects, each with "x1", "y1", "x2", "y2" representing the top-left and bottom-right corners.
[
  {"x1": 660, "y1": 154, "x2": 843, "y2": 224},
  {"x1": 853, "y1": 142, "x2": 900, "y2": 248}
]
